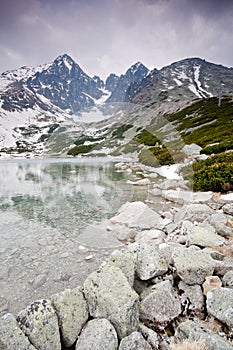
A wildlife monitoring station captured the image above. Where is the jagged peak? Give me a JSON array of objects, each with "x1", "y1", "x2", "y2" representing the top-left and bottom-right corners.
[{"x1": 53, "y1": 54, "x2": 77, "y2": 71}]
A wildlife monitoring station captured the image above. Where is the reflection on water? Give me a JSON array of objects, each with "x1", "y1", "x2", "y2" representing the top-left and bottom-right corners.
[
  {"x1": 0, "y1": 157, "x2": 135, "y2": 235},
  {"x1": 0, "y1": 157, "x2": 148, "y2": 316}
]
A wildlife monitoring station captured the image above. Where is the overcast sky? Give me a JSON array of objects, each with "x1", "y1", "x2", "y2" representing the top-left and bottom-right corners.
[{"x1": 0, "y1": 0, "x2": 233, "y2": 80}]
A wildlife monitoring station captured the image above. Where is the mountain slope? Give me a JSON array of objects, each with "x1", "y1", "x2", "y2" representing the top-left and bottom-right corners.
[{"x1": 130, "y1": 58, "x2": 233, "y2": 104}]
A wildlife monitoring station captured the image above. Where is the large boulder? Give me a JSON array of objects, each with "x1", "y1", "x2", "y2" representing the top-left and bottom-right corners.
[
  {"x1": 172, "y1": 246, "x2": 215, "y2": 285},
  {"x1": 174, "y1": 204, "x2": 214, "y2": 224},
  {"x1": 175, "y1": 320, "x2": 233, "y2": 350},
  {"x1": 206, "y1": 287, "x2": 233, "y2": 328},
  {"x1": 182, "y1": 143, "x2": 202, "y2": 156},
  {"x1": 187, "y1": 224, "x2": 226, "y2": 247},
  {"x1": 75, "y1": 318, "x2": 118, "y2": 350},
  {"x1": 51, "y1": 287, "x2": 89, "y2": 347},
  {"x1": 136, "y1": 242, "x2": 168, "y2": 280},
  {"x1": 0, "y1": 313, "x2": 36, "y2": 350},
  {"x1": 83, "y1": 264, "x2": 139, "y2": 339},
  {"x1": 140, "y1": 280, "x2": 181, "y2": 330},
  {"x1": 109, "y1": 202, "x2": 161, "y2": 229},
  {"x1": 118, "y1": 331, "x2": 152, "y2": 350},
  {"x1": 104, "y1": 249, "x2": 136, "y2": 287},
  {"x1": 17, "y1": 299, "x2": 60, "y2": 350},
  {"x1": 208, "y1": 213, "x2": 233, "y2": 237}
]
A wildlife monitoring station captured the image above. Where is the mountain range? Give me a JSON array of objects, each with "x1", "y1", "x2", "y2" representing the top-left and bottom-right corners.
[{"x1": 0, "y1": 54, "x2": 232, "y2": 156}]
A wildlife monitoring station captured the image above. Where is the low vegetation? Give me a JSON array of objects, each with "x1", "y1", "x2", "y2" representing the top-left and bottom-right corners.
[
  {"x1": 67, "y1": 144, "x2": 94, "y2": 156},
  {"x1": 170, "y1": 339, "x2": 209, "y2": 350},
  {"x1": 181, "y1": 152, "x2": 233, "y2": 192}
]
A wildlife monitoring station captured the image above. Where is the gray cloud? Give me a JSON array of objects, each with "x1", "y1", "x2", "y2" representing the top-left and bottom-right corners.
[{"x1": 0, "y1": 0, "x2": 232, "y2": 79}]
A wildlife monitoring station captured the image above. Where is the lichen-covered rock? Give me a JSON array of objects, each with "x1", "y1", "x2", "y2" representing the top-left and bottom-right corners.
[
  {"x1": 83, "y1": 264, "x2": 139, "y2": 339},
  {"x1": 119, "y1": 331, "x2": 152, "y2": 350},
  {"x1": 174, "y1": 204, "x2": 214, "y2": 224},
  {"x1": 214, "y1": 256, "x2": 233, "y2": 276},
  {"x1": 104, "y1": 249, "x2": 136, "y2": 286},
  {"x1": 208, "y1": 213, "x2": 233, "y2": 237},
  {"x1": 178, "y1": 282, "x2": 204, "y2": 314},
  {"x1": 75, "y1": 318, "x2": 118, "y2": 350},
  {"x1": 136, "y1": 242, "x2": 168, "y2": 280},
  {"x1": 17, "y1": 299, "x2": 60, "y2": 350},
  {"x1": 140, "y1": 280, "x2": 181, "y2": 330},
  {"x1": 172, "y1": 246, "x2": 215, "y2": 285},
  {"x1": 51, "y1": 287, "x2": 89, "y2": 347},
  {"x1": 175, "y1": 320, "x2": 233, "y2": 350},
  {"x1": 138, "y1": 323, "x2": 159, "y2": 349},
  {"x1": 222, "y1": 202, "x2": 233, "y2": 216},
  {"x1": 187, "y1": 224, "x2": 226, "y2": 247},
  {"x1": 223, "y1": 270, "x2": 233, "y2": 287},
  {"x1": 0, "y1": 313, "x2": 36, "y2": 350},
  {"x1": 206, "y1": 287, "x2": 233, "y2": 328}
]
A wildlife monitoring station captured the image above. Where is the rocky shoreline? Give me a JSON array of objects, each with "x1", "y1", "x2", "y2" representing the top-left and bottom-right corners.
[{"x1": 1, "y1": 160, "x2": 233, "y2": 349}]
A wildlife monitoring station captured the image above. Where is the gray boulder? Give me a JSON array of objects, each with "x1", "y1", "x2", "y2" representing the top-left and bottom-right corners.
[
  {"x1": 172, "y1": 246, "x2": 215, "y2": 285},
  {"x1": 187, "y1": 224, "x2": 226, "y2": 247},
  {"x1": 109, "y1": 201, "x2": 161, "y2": 229},
  {"x1": 0, "y1": 313, "x2": 36, "y2": 350},
  {"x1": 83, "y1": 264, "x2": 139, "y2": 339},
  {"x1": 182, "y1": 143, "x2": 202, "y2": 156},
  {"x1": 174, "y1": 204, "x2": 214, "y2": 224},
  {"x1": 104, "y1": 249, "x2": 136, "y2": 287},
  {"x1": 136, "y1": 242, "x2": 169, "y2": 280},
  {"x1": 140, "y1": 280, "x2": 181, "y2": 330},
  {"x1": 178, "y1": 281, "x2": 204, "y2": 314},
  {"x1": 51, "y1": 287, "x2": 89, "y2": 347},
  {"x1": 214, "y1": 256, "x2": 233, "y2": 276},
  {"x1": 223, "y1": 270, "x2": 233, "y2": 287},
  {"x1": 17, "y1": 299, "x2": 60, "y2": 350},
  {"x1": 135, "y1": 229, "x2": 166, "y2": 244},
  {"x1": 208, "y1": 213, "x2": 233, "y2": 237},
  {"x1": 222, "y1": 202, "x2": 233, "y2": 215},
  {"x1": 138, "y1": 323, "x2": 159, "y2": 349},
  {"x1": 175, "y1": 320, "x2": 233, "y2": 350},
  {"x1": 207, "y1": 287, "x2": 233, "y2": 328},
  {"x1": 119, "y1": 331, "x2": 152, "y2": 350},
  {"x1": 75, "y1": 318, "x2": 118, "y2": 350}
]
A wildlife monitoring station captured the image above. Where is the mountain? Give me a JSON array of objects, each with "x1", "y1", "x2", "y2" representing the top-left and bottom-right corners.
[
  {"x1": 1, "y1": 54, "x2": 105, "y2": 114},
  {"x1": 130, "y1": 57, "x2": 233, "y2": 104},
  {"x1": 106, "y1": 62, "x2": 149, "y2": 103}
]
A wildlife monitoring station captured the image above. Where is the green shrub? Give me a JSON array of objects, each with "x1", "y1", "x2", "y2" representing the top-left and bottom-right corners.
[
  {"x1": 201, "y1": 139, "x2": 233, "y2": 155},
  {"x1": 182, "y1": 152, "x2": 233, "y2": 192},
  {"x1": 112, "y1": 124, "x2": 133, "y2": 139},
  {"x1": 135, "y1": 129, "x2": 160, "y2": 146},
  {"x1": 67, "y1": 144, "x2": 94, "y2": 156},
  {"x1": 139, "y1": 146, "x2": 176, "y2": 167}
]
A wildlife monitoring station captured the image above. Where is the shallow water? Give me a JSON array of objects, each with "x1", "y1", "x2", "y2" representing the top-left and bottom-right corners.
[{"x1": 0, "y1": 157, "x2": 149, "y2": 315}]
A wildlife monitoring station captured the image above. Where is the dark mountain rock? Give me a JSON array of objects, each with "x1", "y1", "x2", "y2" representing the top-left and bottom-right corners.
[
  {"x1": 105, "y1": 74, "x2": 120, "y2": 93},
  {"x1": 106, "y1": 62, "x2": 149, "y2": 103}
]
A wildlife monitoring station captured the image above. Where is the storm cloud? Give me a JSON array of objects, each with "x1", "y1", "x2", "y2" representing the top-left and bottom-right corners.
[{"x1": 0, "y1": 0, "x2": 232, "y2": 79}]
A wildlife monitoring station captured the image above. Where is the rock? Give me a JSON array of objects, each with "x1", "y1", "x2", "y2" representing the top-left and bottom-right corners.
[
  {"x1": 134, "y1": 229, "x2": 166, "y2": 244},
  {"x1": 83, "y1": 264, "x2": 139, "y2": 339},
  {"x1": 202, "y1": 276, "x2": 222, "y2": 296},
  {"x1": 136, "y1": 242, "x2": 169, "y2": 280},
  {"x1": 208, "y1": 213, "x2": 233, "y2": 237},
  {"x1": 157, "y1": 179, "x2": 181, "y2": 190},
  {"x1": 223, "y1": 270, "x2": 233, "y2": 287},
  {"x1": 78, "y1": 223, "x2": 123, "y2": 248},
  {"x1": 162, "y1": 189, "x2": 213, "y2": 205},
  {"x1": 172, "y1": 246, "x2": 215, "y2": 285},
  {"x1": 187, "y1": 224, "x2": 226, "y2": 248},
  {"x1": 110, "y1": 224, "x2": 137, "y2": 241},
  {"x1": 75, "y1": 318, "x2": 118, "y2": 350},
  {"x1": 174, "y1": 204, "x2": 214, "y2": 224},
  {"x1": 17, "y1": 299, "x2": 60, "y2": 350},
  {"x1": 51, "y1": 287, "x2": 89, "y2": 347},
  {"x1": 214, "y1": 257, "x2": 233, "y2": 276},
  {"x1": 104, "y1": 249, "x2": 136, "y2": 286},
  {"x1": 118, "y1": 331, "x2": 152, "y2": 350},
  {"x1": 222, "y1": 203, "x2": 233, "y2": 215},
  {"x1": 127, "y1": 178, "x2": 151, "y2": 186},
  {"x1": 182, "y1": 143, "x2": 202, "y2": 156},
  {"x1": 178, "y1": 282, "x2": 204, "y2": 314},
  {"x1": 175, "y1": 320, "x2": 233, "y2": 350},
  {"x1": 32, "y1": 273, "x2": 47, "y2": 289},
  {"x1": 109, "y1": 201, "x2": 161, "y2": 229},
  {"x1": 0, "y1": 313, "x2": 36, "y2": 350},
  {"x1": 140, "y1": 280, "x2": 182, "y2": 330},
  {"x1": 138, "y1": 323, "x2": 159, "y2": 349},
  {"x1": 207, "y1": 287, "x2": 233, "y2": 328},
  {"x1": 203, "y1": 247, "x2": 225, "y2": 261}
]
